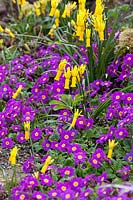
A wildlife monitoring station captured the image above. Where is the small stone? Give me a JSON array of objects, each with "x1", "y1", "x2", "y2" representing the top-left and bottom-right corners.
[{"x1": 0, "y1": 0, "x2": 6, "y2": 14}]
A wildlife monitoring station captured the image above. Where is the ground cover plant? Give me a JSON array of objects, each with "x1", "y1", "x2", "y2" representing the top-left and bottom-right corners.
[{"x1": 0, "y1": 0, "x2": 133, "y2": 199}]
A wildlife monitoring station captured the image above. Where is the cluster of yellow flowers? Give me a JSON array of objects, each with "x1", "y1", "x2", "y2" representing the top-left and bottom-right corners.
[
  {"x1": 9, "y1": 146, "x2": 18, "y2": 165},
  {"x1": 24, "y1": 121, "x2": 30, "y2": 140},
  {"x1": 54, "y1": 59, "x2": 86, "y2": 90},
  {"x1": 92, "y1": 0, "x2": 106, "y2": 41},
  {"x1": 0, "y1": 25, "x2": 15, "y2": 38},
  {"x1": 64, "y1": 64, "x2": 86, "y2": 89}
]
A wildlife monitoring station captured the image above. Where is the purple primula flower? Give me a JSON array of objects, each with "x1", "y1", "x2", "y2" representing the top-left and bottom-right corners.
[
  {"x1": 97, "y1": 187, "x2": 113, "y2": 199},
  {"x1": 58, "y1": 166, "x2": 74, "y2": 177},
  {"x1": 70, "y1": 177, "x2": 83, "y2": 191},
  {"x1": 0, "y1": 127, "x2": 8, "y2": 138},
  {"x1": 25, "y1": 175, "x2": 38, "y2": 189},
  {"x1": 60, "y1": 130, "x2": 73, "y2": 142},
  {"x1": 111, "y1": 91, "x2": 124, "y2": 102},
  {"x1": 76, "y1": 116, "x2": 86, "y2": 129},
  {"x1": 58, "y1": 141, "x2": 69, "y2": 152},
  {"x1": 56, "y1": 181, "x2": 70, "y2": 192},
  {"x1": 117, "y1": 165, "x2": 130, "y2": 181},
  {"x1": 68, "y1": 143, "x2": 82, "y2": 154},
  {"x1": 31, "y1": 128, "x2": 43, "y2": 141},
  {"x1": 123, "y1": 93, "x2": 133, "y2": 104},
  {"x1": 97, "y1": 172, "x2": 108, "y2": 184},
  {"x1": 89, "y1": 156, "x2": 101, "y2": 168},
  {"x1": 16, "y1": 133, "x2": 26, "y2": 144},
  {"x1": 115, "y1": 127, "x2": 128, "y2": 139},
  {"x1": 32, "y1": 191, "x2": 47, "y2": 200},
  {"x1": 22, "y1": 156, "x2": 34, "y2": 173},
  {"x1": 42, "y1": 139, "x2": 51, "y2": 151},
  {"x1": 48, "y1": 189, "x2": 60, "y2": 199},
  {"x1": 60, "y1": 189, "x2": 75, "y2": 200},
  {"x1": 17, "y1": 193, "x2": 30, "y2": 200},
  {"x1": 11, "y1": 125, "x2": 21, "y2": 132},
  {"x1": 106, "y1": 108, "x2": 115, "y2": 120},
  {"x1": 1, "y1": 137, "x2": 14, "y2": 149},
  {"x1": 92, "y1": 148, "x2": 106, "y2": 161},
  {"x1": 124, "y1": 151, "x2": 133, "y2": 162},
  {"x1": 40, "y1": 174, "x2": 53, "y2": 186},
  {"x1": 85, "y1": 118, "x2": 94, "y2": 130},
  {"x1": 74, "y1": 151, "x2": 87, "y2": 163},
  {"x1": 80, "y1": 188, "x2": 93, "y2": 199},
  {"x1": 123, "y1": 53, "x2": 133, "y2": 66}
]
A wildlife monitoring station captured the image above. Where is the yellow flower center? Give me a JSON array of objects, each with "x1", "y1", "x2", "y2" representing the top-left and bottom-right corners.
[
  {"x1": 35, "y1": 132, "x2": 39, "y2": 136},
  {"x1": 64, "y1": 135, "x2": 69, "y2": 139},
  {"x1": 116, "y1": 95, "x2": 120, "y2": 99},
  {"x1": 119, "y1": 131, "x2": 123, "y2": 136},
  {"x1": 127, "y1": 97, "x2": 131, "y2": 101},
  {"x1": 93, "y1": 159, "x2": 97, "y2": 164},
  {"x1": 6, "y1": 141, "x2": 9, "y2": 145},
  {"x1": 44, "y1": 178, "x2": 49, "y2": 183},
  {"x1": 128, "y1": 156, "x2": 132, "y2": 161},
  {"x1": 61, "y1": 186, "x2": 67, "y2": 191},
  {"x1": 65, "y1": 170, "x2": 70, "y2": 175},
  {"x1": 42, "y1": 95, "x2": 46, "y2": 99},
  {"x1": 72, "y1": 147, "x2": 77, "y2": 151},
  {"x1": 52, "y1": 192, "x2": 57, "y2": 197},
  {"x1": 73, "y1": 181, "x2": 78, "y2": 187},
  {"x1": 78, "y1": 155, "x2": 82, "y2": 159},
  {"x1": 20, "y1": 194, "x2": 25, "y2": 200},
  {"x1": 65, "y1": 194, "x2": 70, "y2": 199},
  {"x1": 36, "y1": 195, "x2": 42, "y2": 199}
]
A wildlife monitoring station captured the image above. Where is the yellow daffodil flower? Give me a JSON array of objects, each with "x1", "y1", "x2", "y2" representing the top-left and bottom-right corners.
[
  {"x1": 9, "y1": 146, "x2": 18, "y2": 165},
  {"x1": 41, "y1": 156, "x2": 54, "y2": 174},
  {"x1": 64, "y1": 67, "x2": 71, "y2": 89},
  {"x1": 71, "y1": 109, "x2": 82, "y2": 127},
  {"x1": 12, "y1": 85, "x2": 22, "y2": 99},
  {"x1": 24, "y1": 121, "x2": 30, "y2": 140},
  {"x1": 107, "y1": 139, "x2": 118, "y2": 159}
]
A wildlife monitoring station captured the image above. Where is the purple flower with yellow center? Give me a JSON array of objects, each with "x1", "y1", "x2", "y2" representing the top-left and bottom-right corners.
[
  {"x1": 51, "y1": 141, "x2": 59, "y2": 150},
  {"x1": 39, "y1": 90, "x2": 49, "y2": 103},
  {"x1": 25, "y1": 175, "x2": 38, "y2": 189},
  {"x1": 0, "y1": 127, "x2": 8, "y2": 138},
  {"x1": 124, "y1": 151, "x2": 133, "y2": 162},
  {"x1": 76, "y1": 116, "x2": 86, "y2": 129},
  {"x1": 1, "y1": 137, "x2": 14, "y2": 149},
  {"x1": 42, "y1": 139, "x2": 51, "y2": 151},
  {"x1": 22, "y1": 156, "x2": 34, "y2": 173},
  {"x1": 48, "y1": 189, "x2": 59, "y2": 199},
  {"x1": 80, "y1": 188, "x2": 93, "y2": 199},
  {"x1": 31, "y1": 128, "x2": 43, "y2": 141},
  {"x1": 60, "y1": 130, "x2": 73, "y2": 142},
  {"x1": 58, "y1": 166, "x2": 74, "y2": 177},
  {"x1": 97, "y1": 172, "x2": 108, "y2": 184},
  {"x1": 17, "y1": 193, "x2": 29, "y2": 200},
  {"x1": 16, "y1": 133, "x2": 26, "y2": 144},
  {"x1": 74, "y1": 151, "x2": 87, "y2": 163},
  {"x1": 59, "y1": 109, "x2": 71, "y2": 117},
  {"x1": 11, "y1": 125, "x2": 21, "y2": 132},
  {"x1": 38, "y1": 73, "x2": 49, "y2": 84},
  {"x1": 68, "y1": 143, "x2": 82, "y2": 154},
  {"x1": 115, "y1": 127, "x2": 128, "y2": 139},
  {"x1": 58, "y1": 141, "x2": 69, "y2": 152},
  {"x1": 60, "y1": 189, "x2": 75, "y2": 200},
  {"x1": 40, "y1": 174, "x2": 53, "y2": 186},
  {"x1": 89, "y1": 156, "x2": 101, "y2": 168},
  {"x1": 92, "y1": 148, "x2": 106, "y2": 161},
  {"x1": 123, "y1": 53, "x2": 133, "y2": 66},
  {"x1": 123, "y1": 93, "x2": 133, "y2": 104},
  {"x1": 32, "y1": 191, "x2": 47, "y2": 200},
  {"x1": 111, "y1": 91, "x2": 123, "y2": 102},
  {"x1": 117, "y1": 165, "x2": 130, "y2": 181},
  {"x1": 97, "y1": 187, "x2": 113, "y2": 199},
  {"x1": 56, "y1": 181, "x2": 70, "y2": 192},
  {"x1": 106, "y1": 108, "x2": 115, "y2": 120},
  {"x1": 70, "y1": 177, "x2": 83, "y2": 191},
  {"x1": 85, "y1": 118, "x2": 94, "y2": 130}
]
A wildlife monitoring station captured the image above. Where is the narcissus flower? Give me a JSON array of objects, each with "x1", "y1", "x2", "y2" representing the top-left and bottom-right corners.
[
  {"x1": 24, "y1": 121, "x2": 30, "y2": 140},
  {"x1": 71, "y1": 109, "x2": 82, "y2": 127},
  {"x1": 41, "y1": 156, "x2": 54, "y2": 174},
  {"x1": 64, "y1": 67, "x2": 71, "y2": 89},
  {"x1": 12, "y1": 85, "x2": 22, "y2": 99},
  {"x1": 9, "y1": 146, "x2": 18, "y2": 165},
  {"x1": 107, "y1": 139, "x2": 118, "y2": 159}
]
